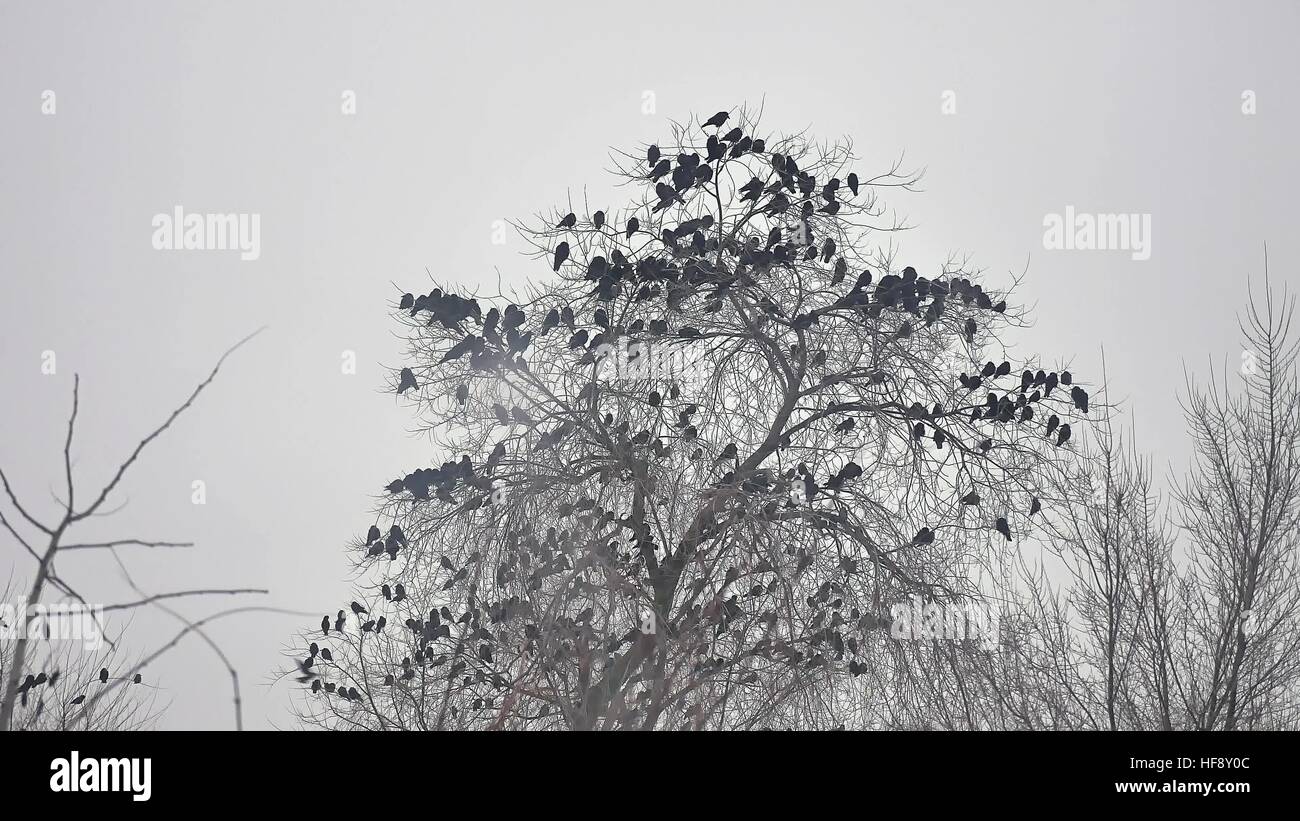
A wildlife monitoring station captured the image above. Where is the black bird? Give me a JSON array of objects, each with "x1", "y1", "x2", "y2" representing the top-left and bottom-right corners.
[
  {"x1": 964, "y1": 318, "x2": 977, "y2": 343},
  {"x1": 397, "y1": 368, "x2": 418, "y2": 394},
  {"x1": 592, "y1": 211, "x2": 605, "y2": 230},
  {"x1": 847, "y1": 173, "x2": 860, "y2": 196},
  {"x1": 1045, "y1": 414, "x2": 1060, "y2": 436},
  {"x1": 334, "y1": 611, "x2": 346, "y2": 632},
  {"x1": 557, "y1": 212, "x2": 576, "y2": 229},
  {"x1": 1056, "y1": 424, "x2": 1072, "y2": 446},
  {"x1": 913, "y1": 527, "x2": 934, "y2": 545},
  {"x1": 703, "y1": 110, "x2": 729, "y2": 128},
  {"x1": 567, "y1": 329, "x2": 589, "y2": 349},
  {"x1": 366, "y1": 525, "x2": 381, "y2": 545},
  {"x1": 995, "y1": 517, "x2": 1012, "y2": 541},
  {"x1": 320, "y1": 648, "x2": 333, "y2": 662},
  {"x1": 960, "y1": 490, "x2": 981, "y2": 505},
  {"x1": 625, "y1": 217, "x2": 640, "y2": 238},
  {"x1": 99, "y1": 668, "x2": 108, "y2": 684},
  {"x1": 1071, "y1": 385, "x2": 1089, "y2": 414},
  {"x1": 132, "y1": 673, "x2": 142, "y2": 684},
  {"x1": 553, "y1": 242, "x2": 570, "y2": 272},
  {"x1": 321, "y1": 615, "x2": 329, "y2": 635},
  {"x1": 646, "y1": 144, "x2": 660, "y2": 167},
  {"x1": 802, "y1": 473, "x2": 817, "y2": 504},
  {"x1": 350, "y1": 601, "x2": 368, "y2": 615},
  {"x1": 455, "y1": 383, "x2": 469, "y2": 405},
  {"x1": 1029, "y1": 497, "x2": 1042, "y2": 516},
  {"x1": 399, "y1": 293, "x2": 414, "y2": 310},
  {"x1": 382, "y1": 584, "x2": 392, "y2": 601},
  {"x1": 309, "y1": 642, "x2": 319, "y2": 657},
  {"x1": 716, "y1": 443, "x2": 738, "y2": 463}
]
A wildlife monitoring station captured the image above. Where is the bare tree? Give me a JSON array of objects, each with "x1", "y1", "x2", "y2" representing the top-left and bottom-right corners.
[
  {"x1": 875, "y1": 272, "x2": 1300, "y2": 732},
  {"x1": 0, "y1": 331, "x2": 267, "y2": 731},
  {"x1": 1173, "y1": 269, "x2": 1300, "y2": 730},
  {"x1": 292, "y1": 107, "x2": 1094, "y2": 730}
]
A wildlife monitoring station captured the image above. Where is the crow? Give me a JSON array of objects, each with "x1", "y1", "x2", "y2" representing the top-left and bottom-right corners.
[
  {"x1": 397, "y1": 368, "x2": 418, "y2": 394},
  {"x1": 350, "y1": 601, "x2": 368, "y2": 615},
  {"x1": 366, "y1": 525, "x2": 381, "y2": 545},
  {"x1": 913, "y1": 527, "x2": 934, "y2": 545},
  {"x1": 553, "y1": 242, "x2": 570, "y2": 272},
  {"x1": 1056, "y1": 424, "x2": 1072, "y2": 446},
  {"x1": 960, "y1": 490, "x2": 981, "y2": 505},
  {"x1": 321, "y1": 615, "x2": 330, "y2": 635},
  {"x1": 703, "y1": 110, "x2": 729, "y2": 128},
  {"x1": 995, "y1": 517, "x2": 1012, "y2": 541},
  {"x1": 557, "y1": 212, "x2": 576, "y2": 229},
  {"x1": 1071, "y1": 385, "x2": 1089, "y2": 414}
]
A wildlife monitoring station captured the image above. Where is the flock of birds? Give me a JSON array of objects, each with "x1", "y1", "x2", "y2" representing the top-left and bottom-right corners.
[
  {"x1": 301, "y1": 111, "x2": 1094, "y2": 704},
  {"x1": 10, "y1": 666, "x2": 143, "y2": 718}
]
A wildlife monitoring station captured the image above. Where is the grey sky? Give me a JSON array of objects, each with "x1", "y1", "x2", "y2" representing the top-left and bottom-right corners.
[{"x1": 1, "y1": 0, "x2": 1296, "y2": 728}]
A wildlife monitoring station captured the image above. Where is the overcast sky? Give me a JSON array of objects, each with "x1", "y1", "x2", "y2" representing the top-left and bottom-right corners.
[{"x1": 1, "y1": 0, "x2": 1296, "y2": 728}]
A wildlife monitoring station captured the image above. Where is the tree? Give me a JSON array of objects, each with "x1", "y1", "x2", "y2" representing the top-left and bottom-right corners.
[
  {"x1": 0, "y1": 332, "x2": 268, "y2": 731},
  {"x1": 864, "y1": 273, "x2": 1300, "y2": 732},
  {"x1": 1173, "y1": 270, "x2": 1300, "y2": 729},
  {"x1": 293, "y1": 107, "x2": 1093, "y2": 730}
]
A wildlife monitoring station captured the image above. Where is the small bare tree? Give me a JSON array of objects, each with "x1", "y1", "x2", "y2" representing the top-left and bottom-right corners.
[
  {"x1": 1174, "y1": 270, "x2": 1300, "y2": 730},
  {"x1": 0, "y1": 331, "x2": 267, "y2": 731}
]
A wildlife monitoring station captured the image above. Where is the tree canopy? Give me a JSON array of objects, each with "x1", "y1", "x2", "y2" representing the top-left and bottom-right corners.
[{"x1": 293, "y1": 107, "x2": 1093, "y2": 730}]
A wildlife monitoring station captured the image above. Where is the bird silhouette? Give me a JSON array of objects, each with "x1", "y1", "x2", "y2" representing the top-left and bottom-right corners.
[
  {"x1": 913, "y1": 527, "x2": 934, "y2": 545},
  {"x1": 350, "y1": 601, "x2": 368, "y2": 615},
  {"x1": 397, "y1": 368, "x2": 418, "y2": 394},
  {"x1": 1071, "y1": 386, "x2": 1089, "y2": 414},
  {"x1": 1056, "y1": 424, "x2": 1072, "y2": 446},
  {"x1": 960, "y1": 491, "x2": 981, "y2": 505},
  {"x1": 703, "y1": 111, "x2": 729, "y2": 128},
  {"x1": 320, "y1": 615, "x2": 329, "y2": 635},
  {"x1": 553, "y1": 242, "x2": 570, "y2": 272},
  {"x1": 995, "y1": 517, "x2": 1012, "y2": 541},
  {"x1": 98, "y1": 668, "x2": 108, "y2": 684},
  {"x1": 557, "y1": 213, "x2": 576, "y2": 229}
]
